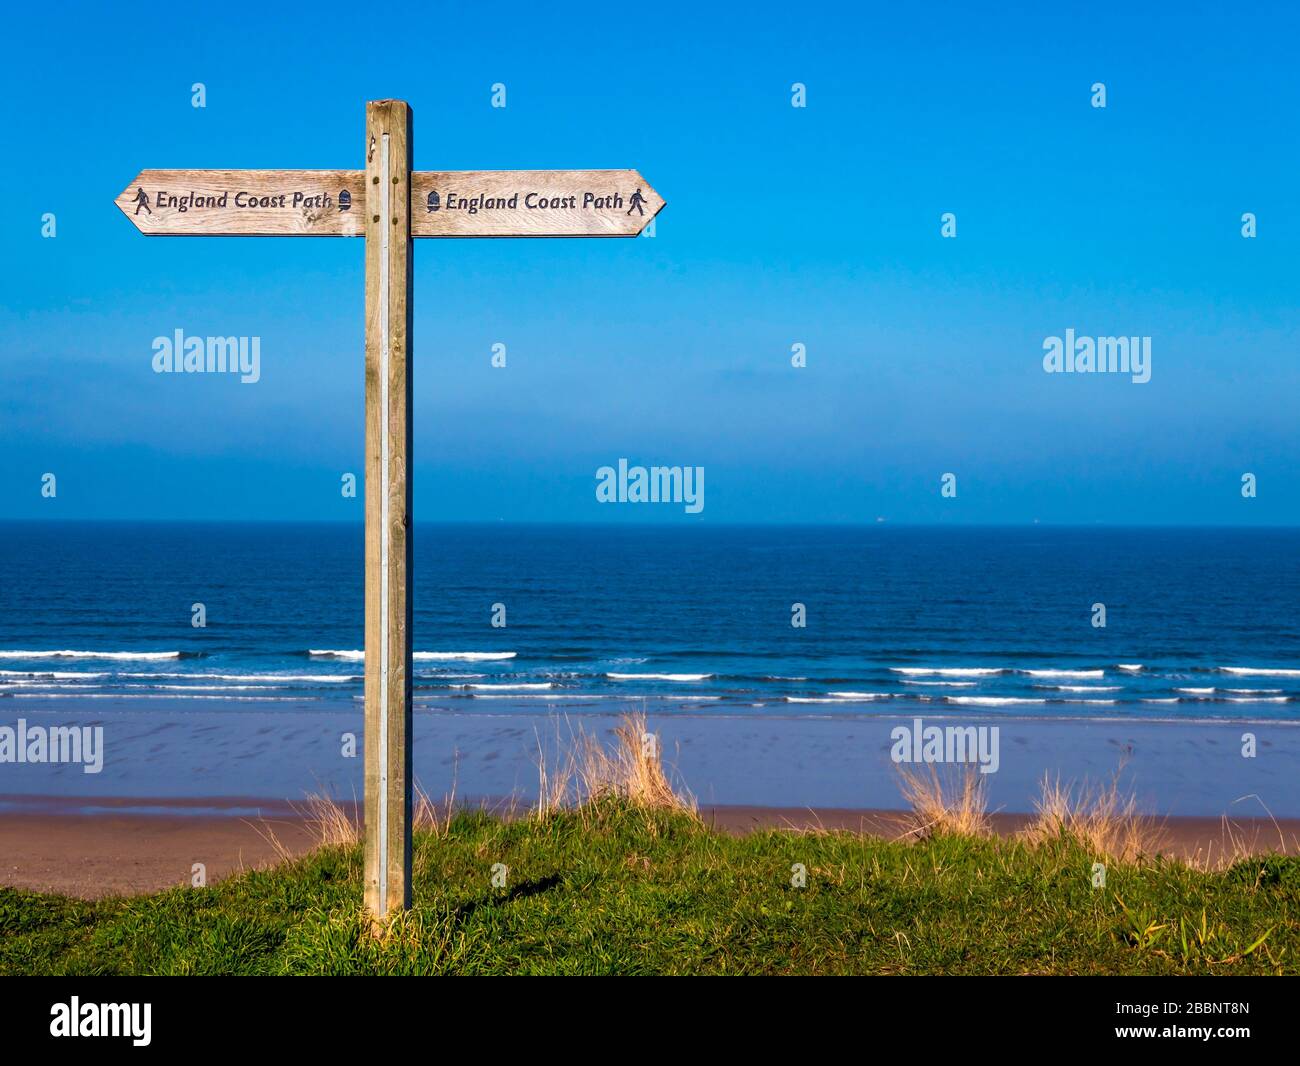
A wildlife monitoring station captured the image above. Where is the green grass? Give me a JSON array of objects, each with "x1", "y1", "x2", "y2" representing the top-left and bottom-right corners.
[{"x1": 2, "y1": 801, "x2": 1296, "y2": 975}]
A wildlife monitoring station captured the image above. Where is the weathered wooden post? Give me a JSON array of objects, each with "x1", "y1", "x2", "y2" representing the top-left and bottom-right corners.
[{"x1": 362, "y1": 100, "x2": 414, "y2": 917}]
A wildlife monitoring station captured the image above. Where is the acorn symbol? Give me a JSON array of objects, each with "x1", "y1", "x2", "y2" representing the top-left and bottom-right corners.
[
  {"x1": 427, "y1": 190, "x2": 440, "y2": 213},
  {"x1": 339, "y1": 189, "x2": 352, "y2": 211}
]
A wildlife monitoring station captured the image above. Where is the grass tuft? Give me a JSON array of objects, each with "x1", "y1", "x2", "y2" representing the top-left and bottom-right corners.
[
  {"x1": 895, "y1": 763, "x2": 991, "y2": 839},
  {"x1": 254, "y1": 791, "x2": 359, "y2": 864},
  {"x1": 577, "y1": 712, "x2": 695, "y2": 814},
  {"x1": 533, "y1": 712, "x2": 695, "y2": 822},
  {"x1": 1022, "y1": 772, "x2": 1163, "y2": 863}
]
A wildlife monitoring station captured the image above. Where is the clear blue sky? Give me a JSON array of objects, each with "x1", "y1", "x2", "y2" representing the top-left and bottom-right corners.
[{"x1": 2, "y1": 1, "x2": 1297, "y2": 523}]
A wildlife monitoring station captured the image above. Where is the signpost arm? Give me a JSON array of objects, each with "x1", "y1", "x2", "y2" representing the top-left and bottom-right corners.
[{"x1": 363, "y1": 99, "x2": 414, "y2": 919}]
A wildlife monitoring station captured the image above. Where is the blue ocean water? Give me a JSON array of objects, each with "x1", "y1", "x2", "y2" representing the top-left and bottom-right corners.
[{"x1": 0, "y1": 522, "x2": 1298, "y2": 721}]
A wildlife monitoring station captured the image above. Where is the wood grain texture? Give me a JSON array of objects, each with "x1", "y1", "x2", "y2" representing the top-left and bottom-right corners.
[
  {"x1": 115, "y1": 170, "x2": 366, "y2": 236},
  {"x1": 116, "y1": 169, "x2": 663, "y2": 237},
  {"x1": 411, "y1": 170, "x2": 663, "y2": 237},
  {"x1": 362, "y1": 100, "x2": 413, "y2": 919}
]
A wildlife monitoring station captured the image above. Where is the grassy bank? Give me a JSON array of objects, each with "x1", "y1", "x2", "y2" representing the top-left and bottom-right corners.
[
  {"x1": 4, "y1": 716, "x2": 1297, "y2": 975},
  {"x1": 2, "y1": 799, "x2": 1296, "y2": 975}
]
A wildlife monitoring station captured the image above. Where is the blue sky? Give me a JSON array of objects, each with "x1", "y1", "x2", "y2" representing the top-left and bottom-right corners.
[{"x1": 2, "y1": 1, "x2": 1297, "y2": 523}]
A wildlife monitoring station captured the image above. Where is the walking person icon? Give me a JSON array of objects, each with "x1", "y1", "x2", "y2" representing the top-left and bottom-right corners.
[
  {"x1": 626, "y1": 188, "x2": 646, "y2": 216},
  {"x1": 133, "y1": 188, "x2": 152, "y2": 216}
]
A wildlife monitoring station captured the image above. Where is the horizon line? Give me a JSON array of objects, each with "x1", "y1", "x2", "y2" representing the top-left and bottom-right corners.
[{"x1": 4, "y1": 518, "x2": 1299, "y2": 530}]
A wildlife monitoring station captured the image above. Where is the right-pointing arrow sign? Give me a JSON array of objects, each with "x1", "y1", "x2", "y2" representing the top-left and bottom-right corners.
[{"x1": 412, "y1": 170, "x2": 663, "y2": 237}]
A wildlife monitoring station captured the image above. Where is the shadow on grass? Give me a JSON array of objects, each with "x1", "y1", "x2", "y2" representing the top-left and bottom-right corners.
[{"x1": 451, "y1": 873, "x2": 564, "y2": 921}]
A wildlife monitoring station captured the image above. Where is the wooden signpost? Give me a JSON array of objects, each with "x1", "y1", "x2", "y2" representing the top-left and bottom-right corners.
[
  {"x1": 116, "y1": 169, "x2": 663, "y2": 238},
  {"x1": 115, "y1": 99, "x2": 664, "y2": 920}
]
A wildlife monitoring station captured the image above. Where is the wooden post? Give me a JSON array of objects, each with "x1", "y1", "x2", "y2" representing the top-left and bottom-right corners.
[{"x1": 363, "y1": 99, "x2": 413, "y2": 919}]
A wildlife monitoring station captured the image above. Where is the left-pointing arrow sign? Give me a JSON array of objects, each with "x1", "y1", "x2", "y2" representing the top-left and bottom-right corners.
[{"x1": 115, "y1": 170, "x2": 368, "y2": 236}]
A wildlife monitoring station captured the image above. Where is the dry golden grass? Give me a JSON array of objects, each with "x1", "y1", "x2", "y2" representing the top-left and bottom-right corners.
[
  {"x1": 253, "y1": 790, "x2": 360, "y2": 863},
  {"x1": 259, "y1": 738, "x2": 1247, "y2": 877},
  {"x1": 251, "y1": 714, "x2": 703, "y2": 867},
  {"x1": 260, "y1": 781, "x2": 464, "y2": 887},
  {"x1": 298, "y1": 791, "x2": 361, "y2": 848},
  {"x1": 578, "y1": 713, "x2": 695, "y2": 812},
  {"x1": 1021, "y1": 772, "x2": 1164, "y2": 863},
  {"x1": 1180, "y1": 798, "x2": 1297, "y2": 872},
  {"x1": 533, "y1": 726, "x2": 578, "y2": 821},
  {"x1": 533, "y1": 711, "x2": 695, "y2": 820},
  {"x1": 894, "y1": 764, "x2": 991, "y2": 839},
  {"x1": 414, "y1": 758, "x2": 458, "y2": 839}
]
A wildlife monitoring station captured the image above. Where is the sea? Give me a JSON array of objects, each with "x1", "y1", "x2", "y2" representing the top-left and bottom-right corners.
[{"x1": 0, "y1": 522, "x2": 1297, "y2": 721}]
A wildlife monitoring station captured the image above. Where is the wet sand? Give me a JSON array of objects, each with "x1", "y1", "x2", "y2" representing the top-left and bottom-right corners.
[
  {"x1": 5, "y1": 699, "x2": 1300, "y2": 816},
  {"x1": 2, "y1": 795, "x2": 1296, "y2": 899}
]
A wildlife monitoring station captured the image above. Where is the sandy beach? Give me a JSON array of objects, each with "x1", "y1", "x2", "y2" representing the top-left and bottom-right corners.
[
  {"x1": 0, "y1": 802, "x2": 317, "y2": 899},
  {"x1": 3, "y1": 792, "x2": 1298, "y2": 899}
]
